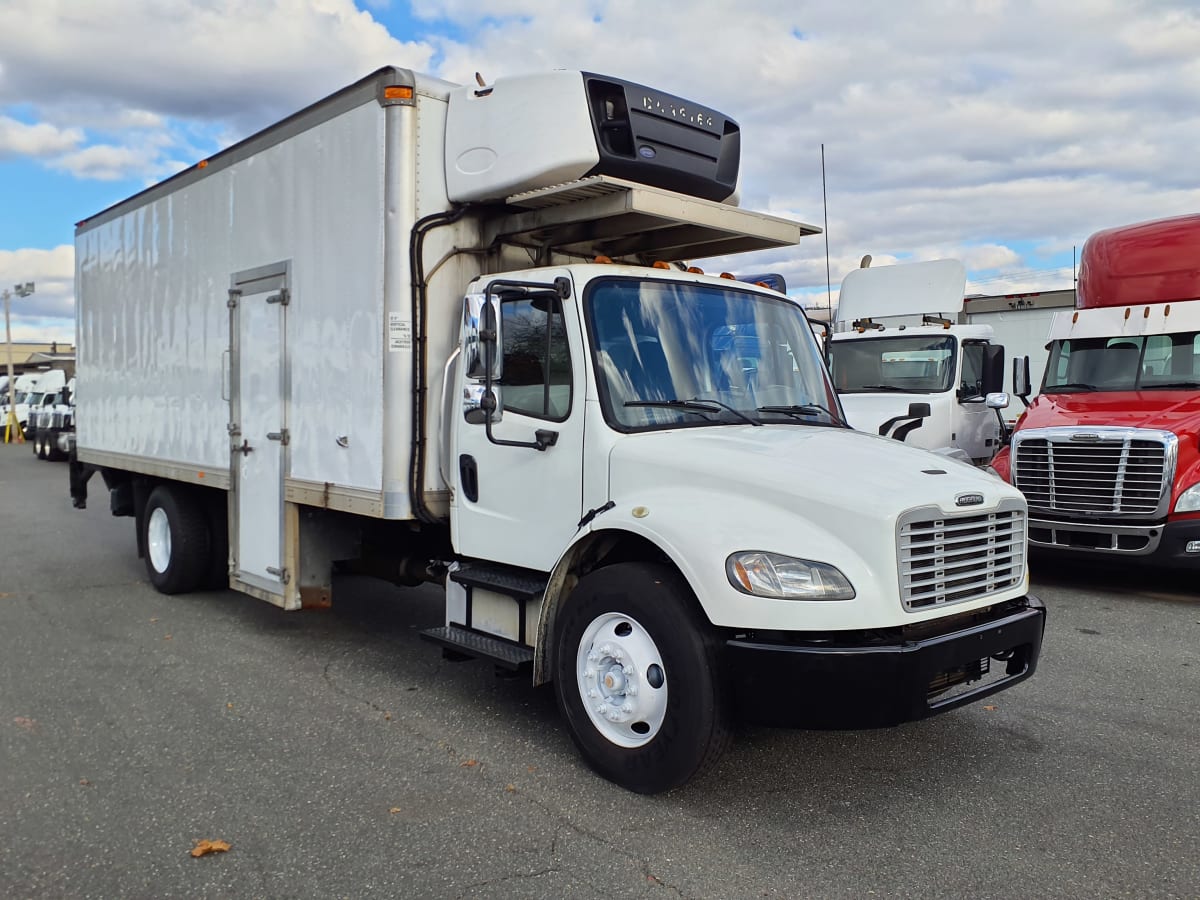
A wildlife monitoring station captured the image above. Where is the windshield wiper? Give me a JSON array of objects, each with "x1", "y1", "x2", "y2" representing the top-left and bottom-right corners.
[
  {"x1": 1049, "y1": 382, "x2": 1099, "y2": 392},
  {"x1": 1142, "y1": 381, "x2": 1200, "y2": 390},
  {"x1": 856, "y1": 384, "x2": 914, "y2": 393},
  {"x1": 757, "y1": 404, "x2": 847, "y2": 426},
  {"x1": 624, "y1": 398, "x2": 761, "y2": 426}
]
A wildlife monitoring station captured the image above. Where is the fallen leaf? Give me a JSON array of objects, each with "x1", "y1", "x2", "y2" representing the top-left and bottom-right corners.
[
  {"x1": 79, "y1": 778, "x2": 92, "y2": 787},
  {"x1": 383, "y1": 713, "x2": 392, "y2": 721},
  {"x1": 389, "y1": 807, "x2": 402, "y2": 814},
  {"x1": 191, "y1": 839, "x2": 231, "y2": 858},
  {"x1": 0, "y1": 592, "x2": 11, "y2": 599},
  {"x1": 163, "y1": 634, "x2": 173, "y2": 641},
  {"x1": 460, "y1": 759, "x2": 479, "y2": 768},
  {"x1": 149, "y1": 617, "x2": 159, "y2": 623},
  {"x1": 505, "y1": 784, "x2": 516, "y2": 793},
  {"x1": 526, "y1": 765, "x2": 537, "y2": 774},
  {"x1": 13, "y1": 717, "x2": 36, "y2": 732},
  {"x1": 983, "y1": 705, "x2": 998, "y2": 711},
  {"x1": 226, "y1": 703, "x2": 234, "y2": 710}
]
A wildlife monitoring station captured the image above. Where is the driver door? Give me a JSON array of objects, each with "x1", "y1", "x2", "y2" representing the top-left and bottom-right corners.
[{"x1": 451, "y1": 272, "x2": 586, "y2": 572}]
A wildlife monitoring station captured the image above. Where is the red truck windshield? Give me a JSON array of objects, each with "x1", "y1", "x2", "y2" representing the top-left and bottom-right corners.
[{"x1": 1044, "y1": 331, "x2": 1200, "y2": 392}]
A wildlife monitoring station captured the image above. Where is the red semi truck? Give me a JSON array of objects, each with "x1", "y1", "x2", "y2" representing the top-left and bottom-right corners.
[{"x1": 990, "y1": 213, "x2": 1200, "y2": 566}]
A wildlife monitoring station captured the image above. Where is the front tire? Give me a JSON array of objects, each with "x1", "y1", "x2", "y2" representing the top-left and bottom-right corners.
[
  {"x1": 143, "y1": 485, "x2": 210, "y2": 595},
  {"x1": 553, "y1": 562, "x2": 731, "y2": 794}
]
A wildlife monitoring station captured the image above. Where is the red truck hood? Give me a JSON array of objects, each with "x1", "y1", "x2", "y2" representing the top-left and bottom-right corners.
[{"x1": 1020, "y1": 390, "x2": 1200, "y2": 433}]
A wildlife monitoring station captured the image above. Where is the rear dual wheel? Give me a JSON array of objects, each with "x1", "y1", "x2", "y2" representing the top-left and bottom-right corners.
[{"x1": 553, "y1": 562, "x2": 731, "y2": 794}]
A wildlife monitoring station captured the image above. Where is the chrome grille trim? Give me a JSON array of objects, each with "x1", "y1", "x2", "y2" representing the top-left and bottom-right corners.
[
  {"x1": 1011, "y1": 427, "x2": 1176, "y2": 518},
  {"x1": 897, "y1": 498, "x2": 1026, "y2": 611}
]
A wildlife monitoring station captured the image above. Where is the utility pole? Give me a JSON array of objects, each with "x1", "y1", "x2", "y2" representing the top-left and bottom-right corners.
[{"x1": 4, "y1": 281, "x2": 36, "y2": 443}]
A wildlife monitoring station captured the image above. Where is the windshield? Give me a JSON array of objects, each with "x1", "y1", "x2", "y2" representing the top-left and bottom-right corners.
[
  {"x1": 585, "y1": 277, "x2": 839, "y2": 431},
  {"x1": 1044, "y1": 331, "x2": 1200, "y2": 392},
  {"x1": 828, "y1": 334, "x2": 957, "y2": 393}
]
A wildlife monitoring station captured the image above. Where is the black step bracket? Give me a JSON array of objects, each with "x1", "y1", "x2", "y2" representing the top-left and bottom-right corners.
[{"x1": 420, "y1": 625, "x2": 534, "y2": 671}]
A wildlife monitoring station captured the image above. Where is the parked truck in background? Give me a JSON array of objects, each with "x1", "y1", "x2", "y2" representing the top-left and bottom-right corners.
[
  {"x1": 989, "y1": 213, "x2": 1200, "y2": 566},
  {"x1": 26, "y1": 369, "x2": 69, "y2": 459},
  {"x1": 827, "y1": 259, "x2": 1010, "y2": 464},
  {"x1": 3, "y1": 371, "x2": 43, "y2": 440},
  {"x1": 69, "y1": 67, "x2": 1045, "y2": 792},
  {"x1": 31, "y1": 374, "x2": 74, "y2": 461}
]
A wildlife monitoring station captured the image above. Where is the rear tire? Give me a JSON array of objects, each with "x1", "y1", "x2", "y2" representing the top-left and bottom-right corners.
[
  {"x1": 143, "y1": 485, "x2": 210, "y2": 595},
  {"x1": 553, "y1": 562, "x2": 732, "y2": 794}
]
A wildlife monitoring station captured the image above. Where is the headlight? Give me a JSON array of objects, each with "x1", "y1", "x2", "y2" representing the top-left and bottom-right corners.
[
  {"x1": 1175, "y1": 483, "x2": 1200, "y2": 513},
  {"x1": 726, "y1": 551, "x2": 855, "y2": 601}
]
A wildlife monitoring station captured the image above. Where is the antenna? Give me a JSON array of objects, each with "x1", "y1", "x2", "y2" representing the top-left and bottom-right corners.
[{"x1": 821, "y1": 144, "x2": 832, "y2": 317}]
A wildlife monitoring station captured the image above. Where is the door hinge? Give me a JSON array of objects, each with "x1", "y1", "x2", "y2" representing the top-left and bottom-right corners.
[
  {"x1": 227, "y1": 289, "x2": 241, "y2": 309},
  {"x1": 267, "y1": 429, "x2": 290, "y2": 446},
  {"x1": 227, "y1": 422, "x2": 241, "y2": 436},
  {"x1": 267, "y1": 288, "x2": 290, "y2": 306},
  {"x1": 265, "y1": 566, "x2": 291, "y2": 584}
]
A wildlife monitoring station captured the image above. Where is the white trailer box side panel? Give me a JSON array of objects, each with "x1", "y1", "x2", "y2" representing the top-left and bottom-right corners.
[{"x1": 77, "y1": 99, "x2": 389, "y2": 494}]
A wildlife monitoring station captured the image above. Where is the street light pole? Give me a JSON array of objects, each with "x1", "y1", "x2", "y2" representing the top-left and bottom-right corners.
[{"x1": 4, "y1": 281, "x2": 36, "y2": 444}]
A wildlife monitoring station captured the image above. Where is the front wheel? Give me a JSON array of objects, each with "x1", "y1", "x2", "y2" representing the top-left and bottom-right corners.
[
  {"x1": 143, "y1": 485, "x2": 210, "y2": 595},
  {"x1": 553, "y1": 562, "x2": 731, "y2": 794}
]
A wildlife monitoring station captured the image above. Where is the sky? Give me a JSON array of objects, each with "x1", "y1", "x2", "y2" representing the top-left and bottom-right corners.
[{"x1": 1, "y1": 0, "x2": 1199, "y2": 342}]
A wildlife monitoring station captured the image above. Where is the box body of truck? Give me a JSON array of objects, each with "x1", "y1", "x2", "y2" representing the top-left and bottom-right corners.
[
  {"x1": 990, "y1": 214, "x2": 1200, "y2": 566},
  {"x1": 71, "y1": 67, "x2": 1044, "y2": 792},
  {"x1": 828, "y1": 259, "x2": 1008, "y2": 464},
  {"x1": 962, "y1": 289, "x2": 1075, "y2": 430}
]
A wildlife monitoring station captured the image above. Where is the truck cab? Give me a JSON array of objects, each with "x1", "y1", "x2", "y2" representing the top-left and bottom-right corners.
[
  {"x1": 827, "y1": 259, "x2": 1009, "y2": 464},
  {"x1": 991, "y1": 213, "x2": 1200, "y2": 566}
]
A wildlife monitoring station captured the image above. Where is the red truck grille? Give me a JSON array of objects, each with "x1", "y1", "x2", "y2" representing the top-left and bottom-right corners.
[{"x1": 1011, "y1": 428, "x2": 1175, "y2": 517}]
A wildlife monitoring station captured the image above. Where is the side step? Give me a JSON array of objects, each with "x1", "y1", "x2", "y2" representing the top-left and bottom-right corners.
[
  {"x1": 449, "y1": 562, "x2": 548, "y2": 599},
  {"x1": 420, "y1": 625, "x2": 534, "y2": 671}
]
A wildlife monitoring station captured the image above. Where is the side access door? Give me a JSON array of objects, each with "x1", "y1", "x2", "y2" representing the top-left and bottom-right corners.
[
  {"x1": 451, "y1": 273, "x2": 586, "y2": 573},
  {"x1": 228, "y1": 262, "x2": 293, "y2": 606}
]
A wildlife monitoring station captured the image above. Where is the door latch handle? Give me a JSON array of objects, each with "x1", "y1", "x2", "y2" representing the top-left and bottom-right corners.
[
  {"x1": 234, "y1": 440, "x2": 253, "y2": 456},
  {"x1": 267, "y1": 429, "x2": 290, "y2": 445}
]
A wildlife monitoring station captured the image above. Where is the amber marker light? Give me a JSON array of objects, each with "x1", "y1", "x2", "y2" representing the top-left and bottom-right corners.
[
  {"x1": 197, "y1": 160, "x2": 208, "y2": 169},
  {"x1": 719, "y1": 272, "x2": 736, "y2": 280},
  {"x1": 687, "y1": 266, "x2": 704, "y2": 274},
  {"x1": 652, "y1": 261, "x2": 671, "y2": 269},
  {"x1": 731, "y1": 559, "x2": 754, "y2": 592},
  {"x1": 594, "y1": 255, "x2": 614, "y2": 264},
  {"x1": 384, "y1": 86, "x2": 414, "y2": 100}
]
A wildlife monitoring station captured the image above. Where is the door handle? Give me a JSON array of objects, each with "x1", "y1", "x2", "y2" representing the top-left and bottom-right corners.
[{"x1": 234, "y1": 440, "x2": 253, "y2": 456}]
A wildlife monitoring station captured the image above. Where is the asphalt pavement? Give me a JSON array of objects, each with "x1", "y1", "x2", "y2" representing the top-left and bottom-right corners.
[{"x1": 1, "y1": 444, "x2": 1198, "y2": 898}]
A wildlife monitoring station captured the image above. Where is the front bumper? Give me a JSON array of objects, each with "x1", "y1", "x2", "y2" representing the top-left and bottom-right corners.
[
  {"x1": 1028, "y1": 515, "x2": 1200, "y2": 568},
  {"x1": 726, "y1": 596, "x2": 1045, "y2": 728}
]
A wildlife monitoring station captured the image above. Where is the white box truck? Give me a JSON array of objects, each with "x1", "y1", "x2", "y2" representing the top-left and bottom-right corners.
[{"x1": 70, "y1": 67, "x2": 1045, "y2": 793}]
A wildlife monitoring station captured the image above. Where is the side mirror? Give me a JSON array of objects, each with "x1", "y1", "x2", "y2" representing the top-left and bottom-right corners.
[
  {"x1": 985, "y1": 392, "x2": 1010, "y2": 410},
  {"x1": 1012, "y1": 355, "x2": 1031, "y2": 400},
  {"x1": 463, "y1": 293, "x2": 502, "y2": 381},
  {"x1": 983, "y1": 344, "x2": 1005, "y2": 393},
  {"x1": 907, "y1": 402, "x2": 931, "y2": 418}
]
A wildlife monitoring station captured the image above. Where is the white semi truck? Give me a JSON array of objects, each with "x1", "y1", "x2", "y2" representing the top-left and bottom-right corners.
[
  {"x1": 827, "y1": 259, "x2": 1010, "y2": 465},
  {"x1": 69, "y1": 67, "x2": 1045, "y2": 793}
]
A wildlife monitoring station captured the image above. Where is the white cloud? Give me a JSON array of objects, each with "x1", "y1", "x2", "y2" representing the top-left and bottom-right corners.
[
  {"x1": 0, "y1": 116, "x2": 83, "y2": 158},
  {"x1": 5, "y1": 0, "x2": 1200, "y2": 341},
  {"x1": 0, "y1": 246, "x2": 76, "y2": 339}
]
